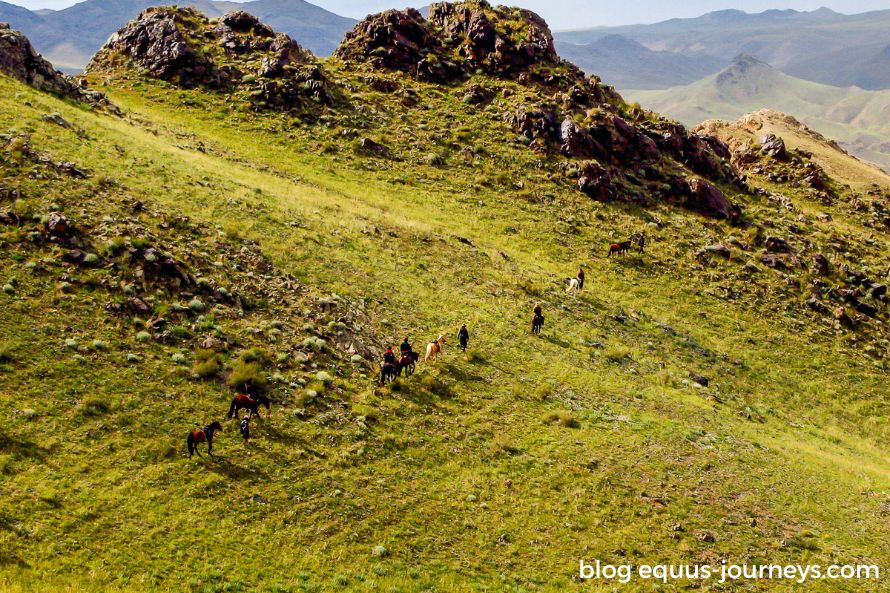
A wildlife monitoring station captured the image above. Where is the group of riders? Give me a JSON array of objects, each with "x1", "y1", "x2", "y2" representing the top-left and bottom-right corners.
[
  {"x1": 380, "y1": 324, "x2": 471, "y2": 383},
  {"x1": 193, "y1": 249, "x2": 636, "y2": 455}
]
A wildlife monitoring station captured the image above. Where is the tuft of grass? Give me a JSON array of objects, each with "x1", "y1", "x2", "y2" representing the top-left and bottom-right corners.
[{"x1": 543, "y1": 410, "x2": 580, "y2": 428}]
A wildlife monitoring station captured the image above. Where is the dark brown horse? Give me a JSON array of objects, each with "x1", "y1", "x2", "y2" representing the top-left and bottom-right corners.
[
  {"x1": 380, "y1": 362, "x2": 399, "y2": 384},
  {"x1": 532, "y1": 313, "x2": 544, "y2": 335},
  {"x1": 398, "y1": 352, "x2": 418, "y2": 377},
  {"x1": 187, "y1": 421, "x2": 223, "y2": 458},
  {"x1": 227, "y1": 394, "x2": 270, "y2": 420}
]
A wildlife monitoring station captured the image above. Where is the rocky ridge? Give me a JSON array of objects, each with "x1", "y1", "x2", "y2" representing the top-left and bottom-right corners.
[
  {"x1": 87, "y1": 7, "x2": 334, "y2": 109},
  {"x1": 0, "y1": 23, "x2": 114, "y2": 110},
  {"x1": 86, "y1": 2, "x2": 745, "y2": 220}
]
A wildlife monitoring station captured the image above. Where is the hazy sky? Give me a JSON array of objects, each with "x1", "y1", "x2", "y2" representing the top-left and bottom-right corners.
[{"x1": 7, "y1": 0, "x2": 890, "y2": 29}]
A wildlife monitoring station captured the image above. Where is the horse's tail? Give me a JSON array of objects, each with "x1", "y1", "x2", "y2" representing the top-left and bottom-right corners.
[
  {"x1": 227, "y1": 398, "x2": 237, "y2": 419},
  {"x1": 187, "y1": 432, "x2": 195, "y2": 458}
]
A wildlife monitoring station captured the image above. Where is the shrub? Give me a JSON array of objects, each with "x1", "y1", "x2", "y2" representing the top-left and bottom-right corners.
[
  {"x1": 603, "y1": 346, "x2": 631, "y2": 362},
  {"x1": 105, "y1": 237, "x2": 127, "y2": 257},
  {"x1": 302, "y1": 337, "x2": 327, "y2": 353},
  {"x1": 0, "y1": 343, "x2": 17, "y2": 364},
  {"x1": 420, "y1": 375, "x2": 451, "y2": 398},
  {"x1": 544, "y1": 410, "x2": 580, "y2": 428},
  {"x1": 80, "y1": 398, "x2": 110, "y2": 417},
  {"x1": 227, "y1": 359, "x2": 268, "y2": 394},
  {"x1": 135, "y1": 331, "x2": 151, "y2": 342},
  {"x1": 193, "y1": 351, "x2": 221, "y2": 379}
]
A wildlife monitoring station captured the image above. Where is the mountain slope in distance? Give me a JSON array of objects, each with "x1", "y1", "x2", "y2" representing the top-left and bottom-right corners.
[
  {"x1": 626, "y1": 55, "x2": 890, "y2": 173},
  {"x1": 554, "y1": 7, "x2": 890, "y2": 90},
  {"x1": 0, "y1": 0, "x2": 356, "y2": 70},
  {"x1": 556, "y1": 35, "x2": 723, "y2": 90}
]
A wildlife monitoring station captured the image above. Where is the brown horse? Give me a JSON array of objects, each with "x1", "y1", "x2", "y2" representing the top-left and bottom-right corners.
[
  {"x1": 187, "y1": 421, "x2": 223, "y2": 458},
  {"x1": 380, "y1": 362, "x2": 399, "y2": 384},
  {"x1": 424, "y1": 336, "x2": 446, "y2": 362},
  {"x1": 608, "y1": 240, "x2": 632, "y2": 257},
  {"x1": 398, "y1": 352, "x2": 418, "y2": 376},
  {"x1": 227, "y1": 394, "x2": 270, "y2": 420}
]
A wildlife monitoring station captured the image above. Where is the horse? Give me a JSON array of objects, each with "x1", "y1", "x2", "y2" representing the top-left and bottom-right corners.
[
  {"x1": 380, "y1": 361, "x2": 399, "y2": 384},
  {"x1": 227, "y1": 393, "x2": 271, "y2": 420},
  {"x1": 566, "y1": 277, "x2": 581, "y2": 295},
  {"x1": 532, "y1": 313, "x2": 544, "y2": 335},
  {"x1": 187, "y1": 421, "x2": 223, "y2": 458},
  {"x1": 608, "y1": 240, "x2": 632, "y2": 257},
  {"x1": 398, "y1": 352, "x2": 418, "y2": 377},
  {"x1": 425, "y1": 336, "x2": 446, "y2": 362}
]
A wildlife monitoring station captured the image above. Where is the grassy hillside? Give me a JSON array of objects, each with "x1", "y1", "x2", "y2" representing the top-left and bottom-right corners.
[
  {"x1": 1, "y1": 6, "x2": 889, "y2": 593},
  {"x1": 627, "y1": 56, "x2": 890, "y2": 173}
]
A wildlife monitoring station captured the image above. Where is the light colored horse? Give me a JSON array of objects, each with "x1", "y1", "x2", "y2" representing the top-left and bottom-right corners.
[
  {"x1": 566, "y1": 277, "x2": 581, "y2": 295},
  {"x1": 424, "y1": 336, "x2": 446, "y2": 362}
]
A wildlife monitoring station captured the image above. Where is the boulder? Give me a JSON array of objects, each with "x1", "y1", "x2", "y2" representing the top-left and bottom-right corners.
[
  {"x1": 806, "y1": 298, "x2": 829, "y2": 314},
  {"x1": 854, "y1": 300, "x2": 878, "y2": 317},
  {"x1": 683, "y1": 178, "x2": 731, "y2": 219},
  {"x1": 765, "y1": 236, "x2": 791, "y2": 253},
  {"x1": 698, "y1": 244, "x2": 731, "y2": 258},
  {"x1": 833, "y1": 306, "x2": 853, "y2": 327},
  {"x1": 577, "y1": 162, "x2": 613, "y2": 201},
  {"x1": 560, "y1": 117, "x2": 600, "y2": 158},
  {"x1": 760, "y1": 134, "x2": 787, "y2": 160}
]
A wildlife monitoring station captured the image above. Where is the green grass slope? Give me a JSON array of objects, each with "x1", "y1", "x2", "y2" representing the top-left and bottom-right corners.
[
  {"x1": 1, "y1": 11, "x2": 889, "y2": 593},
  {"x1": 626, "y1": 55, "x2": 890, "y2": 173}
]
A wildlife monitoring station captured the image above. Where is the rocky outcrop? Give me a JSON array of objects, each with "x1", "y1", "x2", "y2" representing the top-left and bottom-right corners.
[
  {"x1": 335, "y1": 1, "x2": 565, "y2": 84},
  {"x1": 0, "y1": 24, "x2": 113, "y2": 109},
  {"x1": 428, "y1": 1, "x2": 557, "y2": 74},
  {"x1": 88, "y1": 7, "x2": 332, "y2": 109},
  {"x1": 334, "y1": 9, "x2": 454, "y2": 81},
  {"x1": 683, "y1": 178, "x2": 732, "y2": 219},
  {"x1": 91, "y1": 8, "x2": 223, "y2": 89}
]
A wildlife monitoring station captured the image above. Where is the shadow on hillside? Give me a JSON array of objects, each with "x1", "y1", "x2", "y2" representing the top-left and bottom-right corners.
[
  {"x1": 539, "y1": 334, "x2": 572, "y2": 349},
  {"x1": 0, "y1": 429, "x2": 49, "y2": 462},
  {"x1": 204, "y1": 456, "x2": 267, "y2": 480},
  {"x1": 441, "y1": 362, "x2": 484, "y2": 383}
]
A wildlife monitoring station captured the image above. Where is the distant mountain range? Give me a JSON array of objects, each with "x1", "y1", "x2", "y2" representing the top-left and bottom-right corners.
[
  {"x1": 626, "y1": 55, "x2": 890, "y2": 173},
  {"x1": 557, "y1": 35, "x2": 723, "y2": 90},
  {"x1": 0, "y1": 0, "x2": 356, "y2": 70},
  {"x1": 554, "y1": 7, "x2": 890, "y2": 91}
]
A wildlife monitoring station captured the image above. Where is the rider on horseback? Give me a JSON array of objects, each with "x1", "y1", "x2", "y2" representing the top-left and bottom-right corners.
[
  {"x1": 383, "y1": 347, "x2": 396, "y2": 365},
  {"x1": 400, "y1": 337, "x2": 412, "y2": 356}
]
